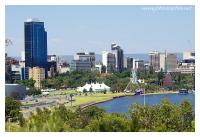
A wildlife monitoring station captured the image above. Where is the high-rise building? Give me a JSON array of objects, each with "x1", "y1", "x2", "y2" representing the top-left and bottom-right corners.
[
  {"x1": 133, "y1": 59, "x2": 144, "y2": 71},
  {"x1": 111, "y1": 43, "x2": 124, "y2": 72},
  {"x1": 159, "y1": 52, "x2": 166, "y2": 72},
  {"x1": 47, "y1": 55, "x2": 57, "y2": 77},
  {"x1": 24, "y1": 18, "x2": 47, "y2": 78},
  {"x1": 70, "y1": 60, "x2": 92, "y2": 72},
  {"x1": 124, "y1": 57, "x2": 128, "y2": 69},
  {"x1": 29, "y1": 67, "x2": 45, "y2": 89},
  {"x1": 167, "y1": 53, "x2": 177, "y2": 72},
  {"x1": 127, "y1": 57, "x2": 133, "y2": 71},
  {"x1": 102, "y1": 51, "x2": 116, "y2": 73},
  {"x1": 149, "y1": 51, "x2": 160, "y2": 71},
  {"x1": 74, "y1": 52, "x2": 95, "y2": 67},
  {"x1": 159, "y1": 52, "x2": 177, "y2": 72}
]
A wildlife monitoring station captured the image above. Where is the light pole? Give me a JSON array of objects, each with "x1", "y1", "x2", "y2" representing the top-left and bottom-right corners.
[{"x1": 144, "y1": 83, "x2": 147, "y2": 106}]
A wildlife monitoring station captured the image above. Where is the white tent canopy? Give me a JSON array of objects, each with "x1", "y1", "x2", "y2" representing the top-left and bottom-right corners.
[{"x1": 77, "y1": 82, "x2": 110, "y2": 92}]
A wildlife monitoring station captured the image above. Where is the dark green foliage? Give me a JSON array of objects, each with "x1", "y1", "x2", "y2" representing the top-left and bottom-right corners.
[
  {"x1": 5, "y1": 97, "x2": 24, "y2": 126},
  {"x1": 6, "y1": 99, "x2": 195, "y2": 132},
  {"x1": 129, "y1": 98, "x2": 194, "y2": 132},
  {"x1": 27, "y1": 88, "x2": 41, "y2": 96},
  {"x1": 15, "y1": 79, "x2": 35, "y2": 88},
  {"x1": 86, "y1": 113, "x2": 130, "y2": 132}
]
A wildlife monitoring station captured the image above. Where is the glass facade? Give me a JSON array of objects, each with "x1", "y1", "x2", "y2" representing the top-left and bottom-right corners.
[{"x1": 24, "y1": 20, "x2": 47, "y2": 78}]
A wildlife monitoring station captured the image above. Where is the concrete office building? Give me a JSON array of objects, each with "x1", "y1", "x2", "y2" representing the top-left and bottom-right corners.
[
  {"x1": 111, "y1": 43, "x2": 124, "y2": 72},
  {"x1": 127, "y1": 57, "x2": 133, "y2": 71},
  {"x1": 176, "y1": 51, "x2": 195, "y2": 74},
  {"x1": 133, "y1": 59, "x2": 145, "y2": 71},
  {"x1": 102, "y1": 51, "x2": 116, "y2": 73},
  {"x1": 70, "y1": 60, "x2": 92, "y2": 72},
  {"x1": 47, "y1": 55, "x2": 58, "y2": 77},
  {"x1": 166, "y1": 53, "x2": 177, "y2": 72},
  {"x1": 74, "y1": 52, "x2": 95, "y2": 68},
  {"x1": 159, "y1": 52, "x2": 177, "y2": 72},
  {"x1": 29, "y1": 67, "x2": 45, "y2": 89},
  {"x1": 11, "y1": 64, "x2": 21, "y2": 81},
  {"x1": 149, "y1": 51, "x2": 160, "y2": 71},
  {"x1": 124, "y1": 57, "x2": 128, "y2": 69},
  {"x1": 183, "y1": 51, "x2": 195, "y2": 60}
]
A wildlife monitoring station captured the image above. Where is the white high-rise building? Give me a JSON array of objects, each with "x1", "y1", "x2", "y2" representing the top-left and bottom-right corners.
[
  {"x1": 124, "y1": 57, "x2": 128, "y2": 69},
  {"x1": 21, "y1": 51, "x2": 25, "y2": 61},
  {"x1": 159, "y1": 53, "x2": 166, "y2": 72}
]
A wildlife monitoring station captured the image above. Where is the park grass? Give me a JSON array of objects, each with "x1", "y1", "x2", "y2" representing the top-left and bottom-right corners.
[
  {"x1": 65, "y1": 92, "x2": 129, "y2": 107},
  {"x1": 48, "y1": 90, "x2": 79, "y2": 96}
]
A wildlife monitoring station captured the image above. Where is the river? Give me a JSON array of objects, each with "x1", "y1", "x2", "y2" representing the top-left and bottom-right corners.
[{"x1": 96, "y1": 93, "x2": 195, "y2": 114}]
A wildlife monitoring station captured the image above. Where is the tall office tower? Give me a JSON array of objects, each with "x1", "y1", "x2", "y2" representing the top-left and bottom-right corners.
[
  {"x1": 159, "y1": 52, "x2": 166, "y2": 72},
  {"x1": 102, "y1": 51, "x2": 116, "y2": 73},
  {"x1": 133, "y1": 59, "x2": 144, "y2": 71},
  {"x1": 124, "y1": 57, "x2": 128, "y2": 69},
  {"x1": 47, "y1": 55, "x2": 57, "y2": 77},
  {"x1": 29, "y1": 67, "x2": 45, "y2": 89},
  {"x1": 166, "y1": 53, "x2": 177, "y2": 72},
  {"x1": 111, "y1": 43, "x2": 124, "y2": 72},
  {"x1": 24, "y1": 18, "x2": 47, "y2": 78},
  {"x1": 160, "y1": 52, "x2": 177, "y2": 72},
  {"x1": 74, "y1": 52, "x2": 95, "y2": 67},
  {"x1": 127, "y1": 57, "x2": 133, "y2": 71},
  {"x1": 149, "y1": 51, "x2": 160, "y2": 71}
]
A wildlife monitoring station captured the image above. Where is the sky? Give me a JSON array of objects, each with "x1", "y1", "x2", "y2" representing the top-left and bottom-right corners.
[{"x1": 5, "y1": 5, "x2": 195, "y2": 56}]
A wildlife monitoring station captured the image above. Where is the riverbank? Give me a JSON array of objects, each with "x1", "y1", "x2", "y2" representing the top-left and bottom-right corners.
[
  {"x1": 143, "y1": 90, "x2": 179, "y2": 95},
  {"x1": 68, "y1": 90, "x2": 179, "y2": 109},
  {"x1": 20, "y1": 90, "x2": 179, "y2": 117},
  {"x1": 65, "y1": 92, "x2": 131, "y2": 108}
]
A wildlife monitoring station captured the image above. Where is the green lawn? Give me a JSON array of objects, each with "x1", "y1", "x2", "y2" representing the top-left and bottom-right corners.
[
  {"x1": 48, "y1": 90, "x2": 79, "y2": 96},
  {"x1": 65, "y1": 92, "x2": 130, "y2": 107}
]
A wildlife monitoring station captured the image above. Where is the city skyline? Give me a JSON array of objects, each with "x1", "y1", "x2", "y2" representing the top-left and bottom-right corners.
[{"x1": 6, "y1": 5, "x2": 195, "y2": 56}]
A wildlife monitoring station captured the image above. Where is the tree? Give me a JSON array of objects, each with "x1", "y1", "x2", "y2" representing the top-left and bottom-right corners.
[
  {"x1": 157, "y1": 68, "x2": 164, "y2": 86},
  {"x1": 89, "y1": 87, "x2": 93, "y2": 93},
  {"x1": 69, "y1": 93, "x2": 74, "y2": 107},
  {"x1": 41, "y1": 80, "x2": 47, "y2": 89},
  {"x1": 83, "y1": 89, "x2": 87, "y2": 96},
  {"x1": 101, "y1": 65, "x2": 106, "y2": 73},
  {"x1": 5, "y1": 97, "x2": 24, "y2": 126},
  {"x1": 180, "y1": 99, "x2": 194, "y2": 130},
  {"x1": 27, "y1": 88, "x2": 41, "y2": 96},
  {"x1": 86, "y1": 113, "x2": 130, "y2": 132}
]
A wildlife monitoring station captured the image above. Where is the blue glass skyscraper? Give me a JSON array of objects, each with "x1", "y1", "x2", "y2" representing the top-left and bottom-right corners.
[{"x1": 24, "y1": 18, "x2": 47, "y2": 78}]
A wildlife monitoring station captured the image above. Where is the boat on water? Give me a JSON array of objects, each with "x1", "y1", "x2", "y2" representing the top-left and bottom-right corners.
[
  {"x1": 179, "y1": 89, "x2": 189, "y2": 95},
  {"x1": 191, "y1": 90, "x2": 195, "y2": 94},
  {"x1": 134, "y1": 89, "x2": 143, "y2": 95}
]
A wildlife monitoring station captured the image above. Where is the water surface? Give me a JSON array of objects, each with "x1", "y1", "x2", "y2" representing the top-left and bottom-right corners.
[{"x1": 96, "y1": 93, "x2": 195, "y2": 114}]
